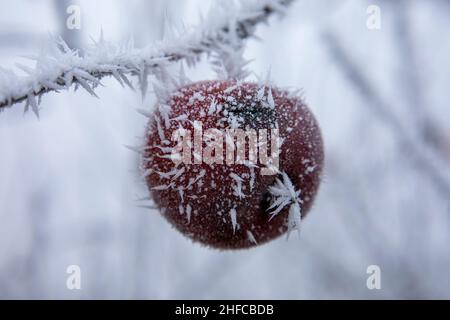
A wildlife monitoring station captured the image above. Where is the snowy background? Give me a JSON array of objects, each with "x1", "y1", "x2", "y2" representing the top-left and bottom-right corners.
[{"x1": 1, "y1": 0, "x2": 450, "y2": 299}]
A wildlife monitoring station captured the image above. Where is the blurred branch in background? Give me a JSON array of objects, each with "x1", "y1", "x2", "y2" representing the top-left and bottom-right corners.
[
  {"x1": 322, "y1": 30, "x2": 450, "y2": 209},
  {"x1": 390, "y1": 0, "x2": 450, "y2": 162},
  {"x1": 321, "y1": 8, "x2": 450, "y2": 296}
]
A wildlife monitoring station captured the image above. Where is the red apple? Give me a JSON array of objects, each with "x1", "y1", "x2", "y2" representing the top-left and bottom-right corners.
[{"x1": 143, "y1": 80, "x2": 323, "y2": 249}]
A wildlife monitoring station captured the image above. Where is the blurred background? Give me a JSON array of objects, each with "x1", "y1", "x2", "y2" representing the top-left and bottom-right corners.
[{"x1": 1, "y1": 0, "x2": 450, "y2": 299}]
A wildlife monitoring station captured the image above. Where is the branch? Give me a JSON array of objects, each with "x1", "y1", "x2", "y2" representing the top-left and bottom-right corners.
[{"x1": 0, "y1": 0, "x2": 294, "y2": 115}]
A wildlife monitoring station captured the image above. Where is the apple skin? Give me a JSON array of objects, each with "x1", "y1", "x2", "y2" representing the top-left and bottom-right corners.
[{"x1": 143, "y1": 80, "x2": 323, "y2": 249}]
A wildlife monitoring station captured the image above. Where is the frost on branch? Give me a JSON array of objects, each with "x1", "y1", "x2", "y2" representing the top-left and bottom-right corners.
[
  {"x1": 210, "y1": 44, "x2": 252, "y2": 81},
  {"x1": 0, "y1": 0, "x2": 294, "y2": 114},
  {"x1": 268, "y1": 171, "x2": 303, "y2": 238}
]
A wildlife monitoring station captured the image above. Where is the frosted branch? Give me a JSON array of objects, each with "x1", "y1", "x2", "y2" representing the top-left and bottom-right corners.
[{"x1": 0, "y1": 0, "x2": 294, "y2": 114}]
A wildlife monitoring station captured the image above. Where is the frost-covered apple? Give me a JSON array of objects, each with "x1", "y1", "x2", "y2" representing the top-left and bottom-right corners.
[{"x1": 142, "y1": 80, "x2": 323, "y2": 249}]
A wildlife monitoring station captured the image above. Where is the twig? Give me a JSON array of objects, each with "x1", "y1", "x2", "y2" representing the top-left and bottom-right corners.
[{"x1": 0, "y1": 0, "x2": 294, "y2": 114}]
